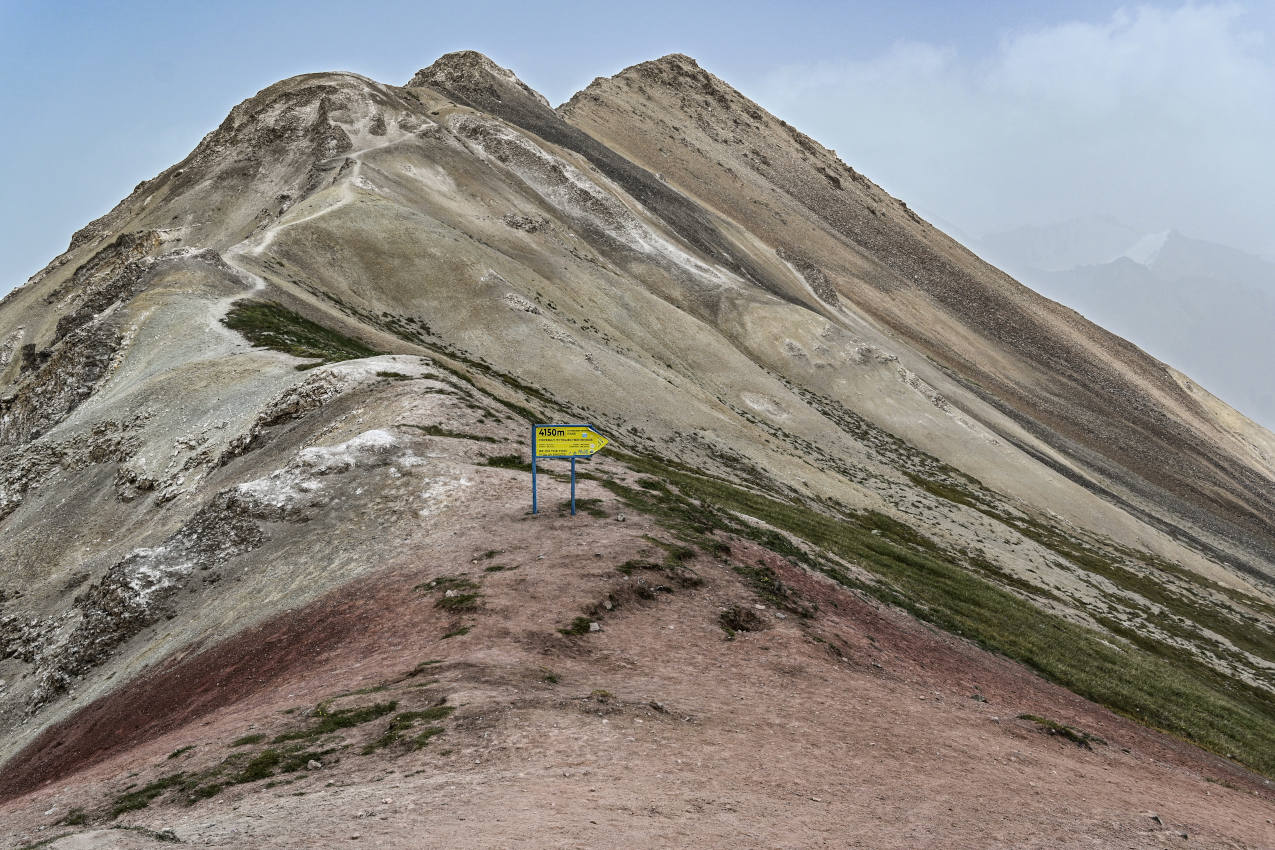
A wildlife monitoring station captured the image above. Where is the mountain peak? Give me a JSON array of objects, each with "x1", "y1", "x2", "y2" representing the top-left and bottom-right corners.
[{"x1": 406, "y1": 49, "x2": 550, "y2": 110}]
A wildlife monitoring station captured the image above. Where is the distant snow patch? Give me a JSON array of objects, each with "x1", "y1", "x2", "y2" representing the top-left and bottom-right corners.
[{"x1": 1122, "y1": 230, "x2": 1170, "y2": 266}]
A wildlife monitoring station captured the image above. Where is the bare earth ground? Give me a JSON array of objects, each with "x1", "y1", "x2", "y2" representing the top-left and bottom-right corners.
[{"x1": 2, "y1": 462, "x2": 1272, "y2": 849}]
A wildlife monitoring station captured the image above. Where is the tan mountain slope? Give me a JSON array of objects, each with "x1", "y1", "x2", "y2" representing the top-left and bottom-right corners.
[
  {"x1": 559, "y1": 53, "x2": 1275, "y2": 577},
  {"x1": 0, "y1": 51, "x2": 1273, "y2": 846}
]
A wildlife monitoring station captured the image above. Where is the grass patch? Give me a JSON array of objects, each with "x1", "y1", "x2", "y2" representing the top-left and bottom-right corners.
[
  {"x1": 167, "y1": 745, "x2": 194, "y2": 759},
  {"x1": 435, "y1": 593, "x2": 480, "y2": 612},
  {"x1": 442, "y1": 625, "x2": 471, "y2": 639},
  {"x1": 272, "y1": 701, "x2": 397, "y2": 744},
  {"x1": 560, "y1": 497, "x2": 608, "y2": 518},
  {"x1": 406, "y1": 660, "x2": 442, "y2": 677},
  {"x1": 560, "y1": 616, "x2": 594, "y2": 636},
  {"x1": 230, "y1": 733, "x2": 266, "y2": 747},
  {"x1": 222, "y1": 300, "x2": 381, "y2": 369},
  {"x1": 361, "y1": 706, "x2": 455, "y2": 754},
  {"x1": 483, "y1": 453, "x2": 531, "y2": 471},
  {"x1": 234, "y1": 749, "x2": 283, "y2": 782},
  {"x1": 415, "y1": 575, "x2": 479, "y2": 593},
  {"x1": 111, "y1": 773, "x2": 188, "y2": 817},
  {"x1": 410, "y1": 726, "x2": 446, "y2": 749}
]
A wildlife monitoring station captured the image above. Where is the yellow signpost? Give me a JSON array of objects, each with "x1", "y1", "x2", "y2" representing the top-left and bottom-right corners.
[
  {"x1": 532, "y1": 423, "x2": 610, "y2": 515},
  {"x1": 534, "y1": 425, "x2": 609, "y2": 458}
]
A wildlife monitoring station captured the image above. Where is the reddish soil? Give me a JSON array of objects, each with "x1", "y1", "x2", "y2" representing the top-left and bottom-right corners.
[{"x1": 2, "y1": 475, "x2": 1273, "y2": 848}]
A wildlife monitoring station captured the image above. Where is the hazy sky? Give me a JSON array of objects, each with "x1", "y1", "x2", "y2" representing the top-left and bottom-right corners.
[{"x1": 1, "y1": 0, "x2": 1272, "y2": 294}]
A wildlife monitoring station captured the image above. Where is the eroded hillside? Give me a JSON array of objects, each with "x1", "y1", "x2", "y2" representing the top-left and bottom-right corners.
[{"x1": 1, "y1": 51, "x2": 1273, "y2": 848}]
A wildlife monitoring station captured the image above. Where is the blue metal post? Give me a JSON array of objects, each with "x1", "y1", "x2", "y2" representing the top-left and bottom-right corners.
[
  {"x1": 570, "y1": 457, "x2": 576, "y2": 516},
  {"x1": 531, "y1": 426, "x2": 538, "y2": 515}
]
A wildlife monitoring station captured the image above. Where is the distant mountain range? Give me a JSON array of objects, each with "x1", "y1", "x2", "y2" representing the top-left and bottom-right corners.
[{"x1": 979, "y1": 219, "x2": 1275, "y2": 428}]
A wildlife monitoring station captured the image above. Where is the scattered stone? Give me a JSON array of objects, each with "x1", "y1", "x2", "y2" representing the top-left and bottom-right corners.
[
  {"x1": 307, "y1": 759, "x2": 322, "y2": 770},
  {"x1": 588, "y1": 621, "x2": 601, "y2": 632}
]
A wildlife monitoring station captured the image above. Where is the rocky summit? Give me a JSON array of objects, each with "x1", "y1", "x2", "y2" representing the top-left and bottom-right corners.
[{"x1": 1, "y1": 51, "x2": 1273, "y2": 848}]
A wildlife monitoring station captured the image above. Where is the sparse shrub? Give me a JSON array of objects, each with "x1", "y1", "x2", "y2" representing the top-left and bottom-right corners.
[{"x1": 560, "y1": 616, "x2": 593, "y2": 636}]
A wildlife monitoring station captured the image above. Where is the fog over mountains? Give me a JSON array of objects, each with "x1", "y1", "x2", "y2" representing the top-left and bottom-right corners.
[{"x1": 978, "y1": 218, "x2": 1275, "y2": 428}]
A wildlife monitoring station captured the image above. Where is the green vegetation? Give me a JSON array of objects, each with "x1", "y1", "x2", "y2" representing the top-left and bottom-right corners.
[
  {"x1": 406, "y1": 660, "x2": 442, "y2": 678},
  {"x1": 560, "y1": 497, "x2": 608, "y2": 518},
  {"x1": 442, "y1": 625, "x2": 471, "y2": 638},
  {"x1": 411, "y1": 726, "x2": 446, "y2": 748},
  {"x1": 222, "y1": 300, "x2": 381, "y2": 369},
  {"x1": 273, "y1": 701, "x2": 398, "y2": 744},
  {"x1": 78, "y1": 669, "x2": 460, "y2": 824},
  {"x1": 111, "y1": 773, "x2": 188, "y2": 817},
  {"x1": 561, "y1": 616, "x2": 594, "y2": 636},
  {"x1": 415, "y1": 574, "x2": 482, "y2": 612},
  {"x1": 108, "y1": 737, "x2": 338, "y2": 815},
  {"x1": 482, "y1": 453, "x2": 531, "y2": 471},
  {"x1": 166, "y1": 745, "x2": 194, "y2": 759},
  {"x1": 1018, "y1": 714, "x2": 1107, "y2": 749},
  {"x1": 435, "y1": 592, "x2": 480, "y2": 612},
  {"x1": 415, "y1": 575, "x2": 479, "y2": 593},
  {"x1": 361, "y1": 706, "x2": 454, "y2": 754},
  {"x1": 614, "y1": 541, "x2": 704, "y2": 590},
  {"x1": 605, "y1": 450, "x2": 1275, "y2": 777}
]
